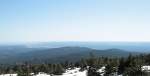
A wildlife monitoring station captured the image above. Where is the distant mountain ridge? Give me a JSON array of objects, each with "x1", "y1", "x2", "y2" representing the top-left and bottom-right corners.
[
  {"x1": 1, "y1": 42, "x2": 150, "y2": 52},
  {"x1": 0, "y1": 46, "x2": 140, "y2": 64}
]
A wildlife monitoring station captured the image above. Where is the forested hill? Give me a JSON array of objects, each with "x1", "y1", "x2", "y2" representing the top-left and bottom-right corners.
[{"x1": 0, "y1": 47, "x2": 140, "y2": 64}]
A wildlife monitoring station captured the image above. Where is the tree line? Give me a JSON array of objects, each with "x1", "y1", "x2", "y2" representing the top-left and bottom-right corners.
[{"x1": 0, "y1": 53, "x2": 150, "y2": 76}]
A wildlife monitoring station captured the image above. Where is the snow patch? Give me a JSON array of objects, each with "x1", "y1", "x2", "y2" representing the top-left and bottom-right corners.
[
  {"x1": 33, "y1": 72, "x2": 50, "y2": 76},
  {"x1": 0, "y1": 74, "x2": 17, "y2": 76},
  {"x1": 141, "y1": 65, "x2": 150, "y2": 72},
  {"x1": 97, "y1": 66, "x2": 105, "y2": 76}
]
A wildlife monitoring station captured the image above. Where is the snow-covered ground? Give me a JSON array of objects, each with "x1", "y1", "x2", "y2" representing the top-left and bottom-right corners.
[
  {"x1": 141, "y1": 65, "x2": 150, "y2": 72},
  {"x1": 0, "y1": 67, "x2": 102, "y2": 76},
  {"x1": 61, "y1": 68, "x2": 87, "y2": 76},
  {"x1": 33, "y1": 72, "x2": 50, "y2": 76},
  {"x1": 97, "y1": 66, "x2": 105, "y2": 76},
  {"x1": 51, "y1": 67, "x2": 87, "y2": 76},
  {"x1": 0, "y1": 66, "x2": 139, "y2": 76},
  {"x1": 0, "y1": 67, "x2": 87, "y2": 76},
  {"x1": 0, "y1": 74, "x2": 17, "y2": 76},
  {"x1": 32, "y1": 68, "x2": 87, "y2": 76}
]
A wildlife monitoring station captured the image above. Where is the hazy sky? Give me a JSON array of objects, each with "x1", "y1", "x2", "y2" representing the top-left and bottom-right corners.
[{"x1": 0, "y1": 0, "x2": 150, "y2": 43}]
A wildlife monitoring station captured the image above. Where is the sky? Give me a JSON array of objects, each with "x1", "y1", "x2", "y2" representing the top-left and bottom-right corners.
[{"x1": 0, "y1": 0, "x2": 150, "y2": 43}]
